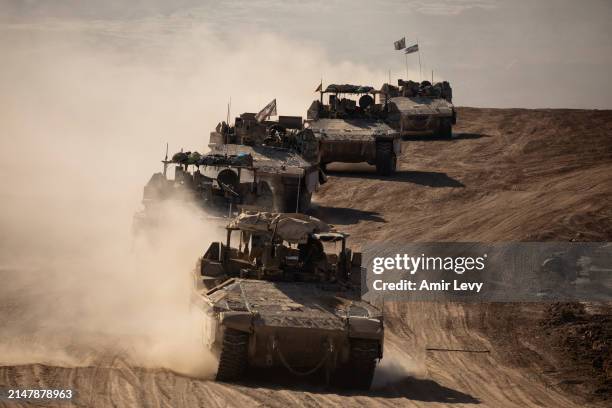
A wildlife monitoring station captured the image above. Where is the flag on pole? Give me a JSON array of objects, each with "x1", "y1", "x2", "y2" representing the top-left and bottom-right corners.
[
  {"x1": 404, "y1": 44, "x2": 419, "y2": 54},
  {"x1": 393, "y1": 37, "x2": 406, "y2": 50},
  {"x1": 314, "y1": 82, "x2": 322, "y2": 92},
  {"x1": 255, "y1": 99, "x2": 277, "y2": 122}
]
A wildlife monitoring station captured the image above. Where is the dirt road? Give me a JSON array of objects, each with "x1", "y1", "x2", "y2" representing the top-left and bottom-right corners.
[{"x1": 1, "y1": 108, "x2": 611, "y2": 407}]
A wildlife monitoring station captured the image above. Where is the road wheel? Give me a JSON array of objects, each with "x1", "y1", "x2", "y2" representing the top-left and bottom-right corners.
[
  {"x1": 437, "y1": 119, "x2": 453, "y2": 139},
  {"x1": 375, "y1": 142, "x2": 396, "y2": 176},
  {"x1": 216, "y1": 328, "x2": 249, "y2": 382}
]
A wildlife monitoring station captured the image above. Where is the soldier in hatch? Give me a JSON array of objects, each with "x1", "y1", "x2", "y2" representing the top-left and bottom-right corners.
[{"x1": 298, "y1": 235, "x2": 327, "y2": 277}]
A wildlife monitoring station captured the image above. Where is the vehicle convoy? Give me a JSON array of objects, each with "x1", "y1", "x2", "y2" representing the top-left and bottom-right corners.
[
  {"x1": 306, "y1": 84, "x2": 401, "y2": 176},
  {"x1": 191, "y1": 212, "x2": 384, "y2": 389},
  {"x1": 134, "y1": 105, "x2": 322, "y2": 232},
  {"x1": 382, "y1": 79, "x2": 456, "y2": 139}
]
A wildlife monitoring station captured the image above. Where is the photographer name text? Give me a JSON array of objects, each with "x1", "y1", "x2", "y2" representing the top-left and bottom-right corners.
[{"x1": 372, "y1": 279, "x2": 483, "y2": 292}]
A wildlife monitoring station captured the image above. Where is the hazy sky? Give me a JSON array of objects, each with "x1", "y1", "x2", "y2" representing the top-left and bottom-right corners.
[{"x1": 1, "y1": 0, "x2": 612, "y2": 109}]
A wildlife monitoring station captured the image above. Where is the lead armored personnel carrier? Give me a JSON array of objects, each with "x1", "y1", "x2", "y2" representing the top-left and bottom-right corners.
[
  {"x1": 192, "y1": 212, "x2": 384, "y2": 389},
  {"x1": 306, "y1": 84, "x2": 401, "y2": 176},
  {"x1": 382, "y1": 79, "x2": 456, "y2": 139}
]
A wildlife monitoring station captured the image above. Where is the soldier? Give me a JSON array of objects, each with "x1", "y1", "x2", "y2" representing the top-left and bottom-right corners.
[{"x1": 299, "y1": 235, "x2": 327, "y2": 276}]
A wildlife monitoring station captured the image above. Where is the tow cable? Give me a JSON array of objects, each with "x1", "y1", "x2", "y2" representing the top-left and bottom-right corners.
[{"x1": 273, "y1": 337, "x2": 333, "y2": 376}]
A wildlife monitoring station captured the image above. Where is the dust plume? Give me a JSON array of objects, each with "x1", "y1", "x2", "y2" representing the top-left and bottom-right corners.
[
  {"x1": 372, "y1": 343, "x2": 427, "y2": 389},
  {"x1": 0, "y1": 196, "x2": 225, "y2": 377},
  {"x1": 0, "y1": 16, "x2": 381, "y2": 376}
]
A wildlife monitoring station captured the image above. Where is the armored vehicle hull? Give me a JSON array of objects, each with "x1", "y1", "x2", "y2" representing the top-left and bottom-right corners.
[
  {"x1": 134, "y1": 146, "x2": 317, "y2": 235},
  {"x1": 388, "y1": 96, "x2": 456, "y2": 138},
  {"x1": 307, "y1": 118, "x2": 401, "y2": 176},
  {"x1": 383, "y1": 80, "x2": 456, "y2": 139},
  {"x1": 192, "y1": 278, "x2": 383, "y2": 388}
]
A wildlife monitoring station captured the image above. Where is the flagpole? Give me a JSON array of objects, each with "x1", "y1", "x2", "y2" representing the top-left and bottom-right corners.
[
  {"x1": 417, "y1": 38, "x2": 422, "y2": 81},
  {"x1": 404, "y1": 33, "x2": 408, "y2": 80},
  {"x1": 224, "y1": 97, "x2": 231, "y2": 155}
]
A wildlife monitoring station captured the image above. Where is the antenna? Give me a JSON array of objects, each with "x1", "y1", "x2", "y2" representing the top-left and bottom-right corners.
[
  {"x1": 226, "y1": 97, "x2": 231, "y2": 124},
  {"x1": 224, "y1": 97, "x2": 231, "y2": 157},
  {"x1": 162, "y1": 142, "x2": 169, "y2": 177}
]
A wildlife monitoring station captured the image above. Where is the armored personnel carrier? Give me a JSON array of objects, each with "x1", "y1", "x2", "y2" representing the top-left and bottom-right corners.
[
  {"x1": 132, "y1": 150, "x2": 205, "y2": 233},
  {"x1": 207, "y1": 112, "x2": 321, "y2": 213},
  {"x1": 382, "y1": 79, "x2": 456, "y2": 139},
  {"x1": 306, "y1": 84, "x2": 400, "y2": 176},
  {"x1": 192, "y1": 212, "x2": 384, "y2": 389}
]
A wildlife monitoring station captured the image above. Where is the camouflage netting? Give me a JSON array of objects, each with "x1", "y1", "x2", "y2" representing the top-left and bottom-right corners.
[
  {"x1": 381, "y1": 80, "x2": 452, "y2": 101},
  {"x1": 229, "y1": 212, "x2": 331, "y2": 243},
  {"x1": 324, "y1": 84, "x2": 374, "y2": 94},
  {"x1": 172, "y1": 151, "x2": 202, "y2": 165},
  {"x1": 199, "y1": 153, "x2": 254, "y2": 167},
  {"x1": 172, "y1": 151, "x2": 254, "y2": 167}
]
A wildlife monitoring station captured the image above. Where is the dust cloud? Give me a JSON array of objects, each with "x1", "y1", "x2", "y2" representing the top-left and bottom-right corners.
[
  {"x1": 0, "y1": 199, "x2": 222, "y2": 378},
  {"x1": 0, "y1": 16, "x2": 381, "y2": 376},
  {"x1": 372, "y1": 344, "x2": 427, "y2": 389}
]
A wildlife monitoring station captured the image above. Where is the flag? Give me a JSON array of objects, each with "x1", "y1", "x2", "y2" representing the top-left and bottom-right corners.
[
  {"x1": 404, "y1": 44, "x2": 419, "y2": 54},
  {"x1": 394, "y1": 37, "x2": 406, "y2": 50},
  {"x1": 255, "y1": 99, "x2": 277, "y2": 122},
  {"x1": 314, "y1": 82, "x2": 322, "y2": 92}
]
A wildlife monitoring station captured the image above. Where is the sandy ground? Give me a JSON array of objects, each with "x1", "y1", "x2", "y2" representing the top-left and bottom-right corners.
[{"x1": 1, "y1": 107, "x2": 611, "y2": 407}]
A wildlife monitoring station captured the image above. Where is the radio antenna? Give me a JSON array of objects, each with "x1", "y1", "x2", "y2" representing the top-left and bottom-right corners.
[
  {"x1": 226, "y1": 97, "x2": 231, "y2": 124},
  {"x1": 162, "y1": 142, "x2": 169, "y2": 177}
]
